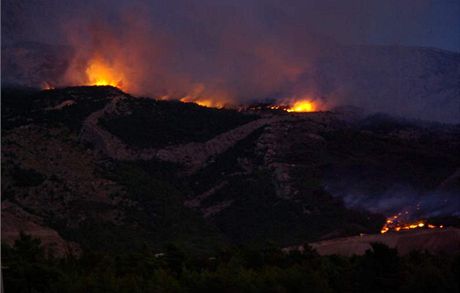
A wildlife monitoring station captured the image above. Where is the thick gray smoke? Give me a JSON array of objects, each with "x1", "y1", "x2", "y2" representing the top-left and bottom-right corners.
[{"x1": 2, "y1": 0, "x2": 460, "y2": 122}]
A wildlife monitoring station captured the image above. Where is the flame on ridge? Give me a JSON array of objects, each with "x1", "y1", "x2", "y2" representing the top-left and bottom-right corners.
[
  {"x1": 380, "y1": 211, "x2": 444, "y2": 234},
  {"x1": 180, "y1": 96, "x2": 225, "y2": 108},
  {"x1": 286, "y1": 99, "x2": 316, "y2": 112},
  {"x1": 85, "y1": 56, "x2": 124, "y2": 88},
  {"x1": 178, "y1": 84, "x2": 228, "y2": 108},
  {"x1": 269, "y1": 98, "x2": 319, "y2": 113}
]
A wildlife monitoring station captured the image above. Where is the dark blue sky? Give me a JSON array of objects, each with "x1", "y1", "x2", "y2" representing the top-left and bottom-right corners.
[
  {"x1": 366, "y1": 0, "x2": 460, "y2": 52},
  {"x1": 3, "y1": 0, "x2": 460, "y2": 52},
  {"x1": 277, "y1": 0, "x2": 460, "y2": 52},
  {"x1": 424, "y1": 0, "x2": 460, "y2": 52}
]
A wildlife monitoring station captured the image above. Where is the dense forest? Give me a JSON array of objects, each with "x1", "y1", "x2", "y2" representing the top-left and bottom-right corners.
[{"x1": 2, "y1": 233, "x2": 460, "y2": 293}]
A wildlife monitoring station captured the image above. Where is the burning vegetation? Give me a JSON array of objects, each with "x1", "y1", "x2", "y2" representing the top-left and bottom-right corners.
[
  {"x1": 178, "y1": 97, "x2": 319, "y2": 111},
  {"x1": 265, "y1": 98, "x2": 319, "y2": 112},
  {"x1": 271, "y1": 99, "x2": 317, "y2": 112},
  {"x1": 85, "y1": 56, "x2": 125, "y2": 88},
  {"x1": 179, "y1": 96, "x2": 226, "y2": 109},
  {"x1": 380, "y1": 211, "x2": 444, "y2": 234},
  {"x1": 286, "y1": 99, "x2": 316, "y2": 112}
]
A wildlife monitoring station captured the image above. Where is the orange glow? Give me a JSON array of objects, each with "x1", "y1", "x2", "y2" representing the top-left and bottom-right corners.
[
  {"x1": 41, "y1": 81, "x2": 55, "y2": 90},
  {"x1": 85, "y1": 56, "x2": 124, "y2": 88},
  {"x1": 178, "y1": 84, "x2": 228, "y2": 108},
  {"x1": 380, "y1": 212, "x2": 443, "y2": 234},
  {"x1": 286, "y1": 100, "x2": 316, "y2": 112},
  {"x1": 180, "y1": 96, "x2": 225, "y2": 108},
  {"x1": 269, "y1": 98, "x2": 319, "y2": 113}
]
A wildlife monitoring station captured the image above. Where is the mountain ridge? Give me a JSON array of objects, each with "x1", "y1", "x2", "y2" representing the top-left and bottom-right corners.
[{"x1": 2, "y1": 86, "x2": 459, "y2": 255}]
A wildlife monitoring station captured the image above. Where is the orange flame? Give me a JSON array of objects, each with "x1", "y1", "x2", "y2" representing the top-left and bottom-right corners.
[
  {"x1": 180, "y1": 96, "x2": 225, "y2": 108},
  {"x1": 380, "y1": 212, "x2": 443, "y2": 234},
  {"x1": 178, "y1": 84, "x2": 228, "y2": 108},
  {"x1": 269, "y1": 98, "x2": 319, "y2": 113},
  {"x1": 85, "y1": 56, "x2": 124, "y2": 88},
  {"x1": 286, "y1": 99, "x2": 316, "y2": 112}
]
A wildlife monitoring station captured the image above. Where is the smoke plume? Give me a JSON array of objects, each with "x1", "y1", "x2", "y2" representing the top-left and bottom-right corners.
[{"x1": 325, "y1": 182, "x2": 460, "y2": 220}]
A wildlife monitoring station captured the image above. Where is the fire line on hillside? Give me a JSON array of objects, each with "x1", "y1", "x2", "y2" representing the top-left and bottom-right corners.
[
  {"x1": 380, "y1": 211, "x2": 444, "y2": 234},
  {"x1": 42, "y1": 52, "x2": 323, "y2": 113}
]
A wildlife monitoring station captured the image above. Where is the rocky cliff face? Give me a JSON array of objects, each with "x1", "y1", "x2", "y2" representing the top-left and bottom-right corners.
[{"x1": 2, "y1": 86, "x2": 459, "y2": 253}]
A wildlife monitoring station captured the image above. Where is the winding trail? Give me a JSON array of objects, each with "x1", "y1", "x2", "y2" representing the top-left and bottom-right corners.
[{"x1": 80, "y1": 96, "x2": 278, "y2": 173}]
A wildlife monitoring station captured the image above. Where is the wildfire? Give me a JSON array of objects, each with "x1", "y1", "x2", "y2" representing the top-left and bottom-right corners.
[
  {"x1": 267, "y1": 98, "x2": 319, "y2": 113},
  {"x1": 85, "y1": 56, "x2": 124, "y2": 88},
  {"x1": 286, "y1": 100, "x2": 316, "y2": 112},
  {"x1": 380, "y1": 212, "x2": 444, "y2": 234},
  {"x1": 180, "y1": 96, "x2": 225, "y2": 108},
  {"x1": 176, "y1": 83, "x2": 227, "y2": 108}
]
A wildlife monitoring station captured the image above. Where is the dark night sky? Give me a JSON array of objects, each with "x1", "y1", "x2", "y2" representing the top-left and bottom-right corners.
[
  {"x1": 364, "y1": 0, "x2": 460, "y2": 52},
  {"x1": 3, "y1": 0, "x2": 460, "y2": 52}
]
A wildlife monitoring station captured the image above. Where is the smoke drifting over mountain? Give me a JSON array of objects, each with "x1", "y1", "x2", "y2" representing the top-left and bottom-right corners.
[
  {"x1": 331, "y1": 186, "x2": 460, "y2": 220},
  {"x1": 2, "y1": 0, "x2": 460, "y2": 122}
]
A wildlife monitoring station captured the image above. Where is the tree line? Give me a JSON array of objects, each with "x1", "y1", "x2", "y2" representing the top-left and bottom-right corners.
[{"x1": 2, "y1": 233, "x2": 460, "y2": 292}]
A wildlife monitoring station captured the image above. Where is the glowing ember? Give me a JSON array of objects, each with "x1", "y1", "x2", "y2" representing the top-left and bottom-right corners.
[
  {"x1": 85, "y1": 56, "x2": 124, "y2": 88},
  {"x1": 268, "y1": 105, "x2": 288, "y2": 111},
  {"x1": 286, "y1": 100, "x2": 316, "y2": 112},
  {"x1": 380, "y1": 212, "x2": 444, "y2": 234}
]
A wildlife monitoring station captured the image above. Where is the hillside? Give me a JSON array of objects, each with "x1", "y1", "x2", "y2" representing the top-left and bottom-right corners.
[
  {"x1": 3, "y1": 42, "x2": 460, "y2": 123},
  {"x1": 305, "y1": 228, "x2": 460, "y2": 256},
  {"x1": 2, "y1": 86, "x2": 460, "y2": 255}
]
